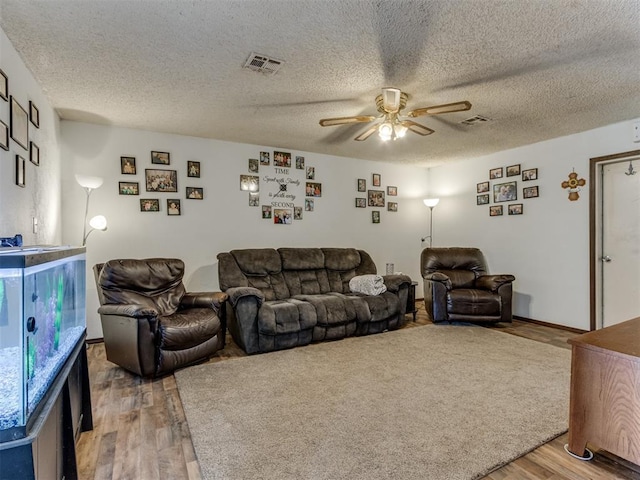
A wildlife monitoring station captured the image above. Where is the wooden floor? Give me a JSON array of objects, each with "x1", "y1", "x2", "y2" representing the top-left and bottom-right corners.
[{"x1": 77, "y1": 305, "x2": 640, "y2": 480}]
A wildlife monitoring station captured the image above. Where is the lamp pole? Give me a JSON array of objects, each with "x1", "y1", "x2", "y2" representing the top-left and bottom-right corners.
[{"x1": 421, "y1": 198, "x2": 440, "y2": 248}]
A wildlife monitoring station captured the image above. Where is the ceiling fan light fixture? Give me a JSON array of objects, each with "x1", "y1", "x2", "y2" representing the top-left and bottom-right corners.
[
  {"x1": 394, "y1": 123, "x2": 407, "y2": 138},
  {"x1": 378, "y1": 122, "x2": 393, "y2": 141}
]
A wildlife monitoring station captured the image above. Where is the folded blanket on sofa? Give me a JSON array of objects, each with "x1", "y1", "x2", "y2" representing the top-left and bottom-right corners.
[{"x1": 349, "y1": 274, "x2": 387, "y2": 296}]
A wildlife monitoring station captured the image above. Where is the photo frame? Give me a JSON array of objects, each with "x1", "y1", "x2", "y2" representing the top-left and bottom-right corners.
[
  {"x1": 523, "y1": 186, "x2": 539, "y2": 198},
  {"x1": 249, "y1": 192, "x2": 259, "y2": 206},
  {"x1": 372, "y1": 173, "x2": 381, "y2": 186},
  {"x1": 29, "y1": 142, "x2": 39, "y2": 166},
  {"x1": 273, "y1": 208, "x2": 292, "y2": 224},
  {"x1": 0, "y1": 68, "x2": 7, "y2": 101},
  {"x1": 248, "y1": 158, "x2": 259, "y2": 173},
  {"x1": 0, "y1": 120, "x2": 8, "y2": 151},
  {"x1": 357, "y1": 178, "x2": 366, "y2": 192},
  {"x1": 240, "y1": 175, "x2": 259, "y2": 192},
  {"x1": 477, "y1": 181, "x2": 489, "y2": 193},
  {"x1": 477, "y1": 194, "x2": 489, "y2": 205},
  {"x1": 29, "y1": 101, "x2": 39, "y2": 128},
  {"x1": 306, "y1": 166, "x2": 315, "y2": 179},
  {"x1": 388, "y1": 202, "x2": 398, "y2": 212},
  {"x1": 274, "y1": 151, "x2": 291, "y2": 168},
  {"x1": 145, "y1": 168, "x2": 177, "y2": 192},
  {"x1": 489, "y1": 205, "x2": 503, "y2": 216},
  {"x1": 16, "y1": 155, "x2": 25, "y2": 187},
  {"x1": 260, "y1": 151, "x2": 270, "y2": 166},
  {"x1": 151, "y1": 151, "x2": 170, "y2": 165},
  {"x1": 508, "y1": 204, "x2": 523, "y2": 215},
  {"x1": 187, "y1": 161, "x2": 200, "y2": 178},
  {"x1": 506, "y1": 164, "x2": 521, "y2": 177},
  {"x1": 121, "y1": 156, "x2": 136, "y2": 174},
  {"x1": 294, "y1": 206, "x2": 303, "y2": 220},
  {"x1": 355, "y1": 198, "x2": 366, "y2": 208},
  {"x1": 387, "y1": 186, "x2": 397, "y2": 196},
  {"x1": 305, "y1": 198, "x2": 314, "y2": 211},
  {"x1": 367, "y1": 189, "x2": 385, "y2": 207},
  {"x1": 10, "y1": 96, "x2": 28, "y2": 150},
  {"x1": 306, "y1": 182, "x2": 322, "y2": 197},
  {"x1": 489, "y1": 167, "x2": 503, "y2": 180},
  {"x1": 295, "y1": 156, "x2": 305, "y2": 169},
  {"x1": 372, "y1": 211, "x2": 380, "y2": 223},
  {"x1": 186, "y1": 187, "x2": 204, "y2": 199},
  {"x1": 167, "y1": 199, "x2": 181, "y2": 216},
  {"x1": 262, "y1": 205, "x2": 272, "y2": 219},
  {"x1": 140, "y1": 199, "x2": 160, "y2": 212},
  {"x1": 493, "y1": 181, "x2": 517, "y2": 203},
  {"x1": 119, "y1": 181, "x2": 139, "y2": 195},
  {"x1": 522, "y1": 168, "x2": 538, "y2": 181}
]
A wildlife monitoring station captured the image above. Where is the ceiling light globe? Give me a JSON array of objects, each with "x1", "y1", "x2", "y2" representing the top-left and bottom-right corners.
[
  {"x1": 394, "y1": 124, "x2": 407, "y2": 138},
  {"x1": 378, "y1": 123, "x2": 393, "y2": 141}
]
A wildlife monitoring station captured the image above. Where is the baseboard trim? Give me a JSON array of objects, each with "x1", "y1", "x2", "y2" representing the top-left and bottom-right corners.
[
  {"x1": 86, "y1": 337, "x2": 104, "y2": 345},
  {"x1": 513, "y1": 315, "x2": 587, "y2": 334}
]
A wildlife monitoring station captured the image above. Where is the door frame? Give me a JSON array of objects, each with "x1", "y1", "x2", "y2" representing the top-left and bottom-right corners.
[{"x1": 589, "y1": 149, "x2": 640, "y2": 331}]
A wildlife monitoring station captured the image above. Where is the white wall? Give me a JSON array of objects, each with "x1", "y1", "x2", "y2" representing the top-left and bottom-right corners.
[
  {"x1": 60, "y1": 121, "x2": 431, "y2": 339},
  {"x1": 428, "y1": 119, "x2": 640, "y2": 330},
  {"x1": 0, "y1": 28, "x2": 62, "y2": 244}
]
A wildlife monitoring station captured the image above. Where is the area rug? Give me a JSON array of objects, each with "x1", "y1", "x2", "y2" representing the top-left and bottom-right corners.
[{"x1": 175, "y1": 325, "x2": 571, "y2": 480}]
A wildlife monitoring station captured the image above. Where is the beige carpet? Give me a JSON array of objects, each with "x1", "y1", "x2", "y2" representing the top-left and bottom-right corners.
[{"x1": 175, "y1": 325, "x2": 571, "y2": 480}]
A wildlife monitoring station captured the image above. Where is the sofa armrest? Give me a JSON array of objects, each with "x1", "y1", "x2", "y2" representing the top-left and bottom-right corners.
[
  {"x1": 181, "y1": 291, "x2": 228, "y2": 311},
  {"x1": 225, "y1": 286, "x2": 265, "y2": 308},
  {"x1": 98, "y1": 304, "x2": 159, "y2": 318},
  {"x1": 382, "y1": 274, "x2": 412, "y2": 293},
  {"x1": 475, "y1": 274, "x2": 515, "y2": 292},
  {"x1": 423, "y1": 272, "x2": 452, "y2": 290}
]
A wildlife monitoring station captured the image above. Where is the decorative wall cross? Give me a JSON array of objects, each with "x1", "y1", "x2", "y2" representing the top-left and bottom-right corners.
[{"x1": 561, "y1": 170, "x2": 586, "y2": 201}]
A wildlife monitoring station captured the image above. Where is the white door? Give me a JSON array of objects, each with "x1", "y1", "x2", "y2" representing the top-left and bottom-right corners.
[{"x1": 601, "y1": 159, "x2": 640, "y2": 327}]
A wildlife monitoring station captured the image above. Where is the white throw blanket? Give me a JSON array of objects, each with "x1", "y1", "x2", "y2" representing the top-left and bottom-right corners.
[{"x1": 349, "y1": 274, "x2": 387, "y2": 296}]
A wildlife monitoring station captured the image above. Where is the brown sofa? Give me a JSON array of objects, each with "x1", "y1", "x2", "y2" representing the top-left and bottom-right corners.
[{"x1": 217, "y1": 247, "x2": 412, "y2": 354}]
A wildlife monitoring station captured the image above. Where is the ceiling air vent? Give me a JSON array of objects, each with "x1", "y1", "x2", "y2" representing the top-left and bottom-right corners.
[
  {"x1": 461, "y1": 115, "x2": 491, "y2": 126},
  {"x1": 243, "y1": 52, "x2": 284, "y2": 75}
]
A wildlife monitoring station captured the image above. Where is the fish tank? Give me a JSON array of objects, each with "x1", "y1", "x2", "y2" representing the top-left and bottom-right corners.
[{"x1": 0, "y1": 246, "x2": 86, "y2": 442}]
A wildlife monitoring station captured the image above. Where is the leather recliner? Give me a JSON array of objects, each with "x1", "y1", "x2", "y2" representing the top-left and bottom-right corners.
[
  {"x1": 421, "y1": 247, "x2": 515, "y2": 324},
  {"x1": 94, "y1": 258, "x2": 228, "y2": 376}
]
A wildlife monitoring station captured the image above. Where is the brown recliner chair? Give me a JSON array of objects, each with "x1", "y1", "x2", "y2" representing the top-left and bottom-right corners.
[
  {"x1": 94, "y1": 258, "x2": 228, "y2": 377},
  {"x1": 421, "y1": 247, "x2": 515, "y2": 324}
]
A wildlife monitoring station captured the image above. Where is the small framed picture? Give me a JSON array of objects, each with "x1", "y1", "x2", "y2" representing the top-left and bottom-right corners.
[
  {"x1": 305, "y1": 198, "x2": 314, "y2": 211},
  {"x1": 306, "y1": 166, "x2": 315, "y2": 179},
  {"x1": 372, "y1": 173, "x2": 381, "y2": 186},
  {"x1": 140, "y1": 199, "x2": 160, "y2": 212},
  {"x1": 248, "y1": 158, "x2": 259, "y2": 173},
  {"x1": 367, "y1": 189, "x2": 385, "y2": 207},
  {"x1": 29, "y1": 101, "x2": 39, "y2": 128},
  {"x1": 523, "y1": 186, "x2": 539, "y2": 198},
  {"x1": 0, "y1": 68, "x2": 7, "y2": 101},
  {"x1": 357, "y1": 178, "x2": 366, "y2": 192},
  {"x1": 145, "y1": 168, "x2": 177, "y2": 192},
  {"x1": 240, "y1": 175, "x2": 259, "y2": 192},
  {"x1": 119, "y1": 181, "x2": 139, "y2": 195},
  {"x1": 295, "y1": 156, "x2": 305, "y2": 169},
  {"x1": 355, "y1": 198, "x2": 366, "y2": 208},
  {"x1": 186, "y1": 187, "x2": 204, "y2": 199},
  {"x1": 489, "y1": 205, "x2": 503, "y2": 216},
  {"x1": 151, "y1": 151, "x2": 170, "y2": 165},
  {"x1": 187, "y1": 161, "x2": 200, "y2": 177},
  {"x1": 10, "y1": 96, "x2": 29, "y2": 150},
  {"x1": 0, "y1": 120, "x2": 8, "y2": 151},
  {"x1": 477, "y1": 194, "x2": 489, "y2": 205},
  {"x1": 372, "y1": 211, "x2": 381, "y2": 223},
  {"x1": 121, "y1": 156, "x2": 136, "y2": 174},
  {"x1": 506, "y1": 164, "x2": 521, "y2": 177},
  {"x1": 29, "y1": 142, "x2": 39, "y2": 166},
  {"x1": 16, "y1": 154, "x2": 25, "y2": 187},
  {"x1": 294, "y1": 206, "x2": 303, "y2": 220},
  {"x1": 249, "y1": 192, "x2": 259, "y2": 206},
  {"x1": 387, "y1": 186, "x2": 397, "y2": 196},
  {"x1": 260, "y1": 151, "x2": 270, "y2": 165},
  {"x1": 274, "y1": 208, "x2": 292, "y2": 224},
  {"x1": 306, "y1": 182, "x2": 322, "y2": 197},
  {"x1": 522, "y1": 168, "x2": 538, "y2": 181},
  {"x1": 489, "y1": 167, "x2": 503, "y2": 179},
  {"x1": 167, "y1": 199, "x2": 181, "y2": 215},
  {"x1": 508, "y1": 203, "x2": 523, "y2": 215},
  {"x1": 493, "y1": 181, "x2": 517, "y2": 203},
  {"x1": 477, "y1": 181, "x2": 489, "y2": 193},
  {"x1": 262, "y1": 205, "x2": 272, "y2": 219},
  {"x1": 274, "y1": 151, "x2": 291, "y2": 168},
  {"x1": 388, "y1": 202, "x2": 398, "y2": 212}
]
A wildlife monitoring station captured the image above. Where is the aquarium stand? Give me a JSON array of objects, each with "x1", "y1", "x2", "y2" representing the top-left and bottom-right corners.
[{"x1": 0, "y1": 333, "x2": 92, "y2": 480}]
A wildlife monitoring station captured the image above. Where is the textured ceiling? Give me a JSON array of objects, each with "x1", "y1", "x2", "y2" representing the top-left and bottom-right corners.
[{"x1": 1, "y1": 0, "x2": 639, "y2": 167}]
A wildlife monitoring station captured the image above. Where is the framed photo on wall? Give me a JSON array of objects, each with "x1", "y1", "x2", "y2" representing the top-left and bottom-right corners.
[
  {"x1": 145, "y1": 169, "x2": 177, "y2": 192},
  {"x1": 151, "y1": 151, "x2": 170, "y2": 165},
  {"x1": 119, "y1": 181, "x2": 139, "y2": 195},
  {"x1": 367, "y1": 189, "x2": 385, "y2": 207},
  {"x1": 262, "y1": 205, "x2": 272, "y2": 219},
  {"x1": 372, "y1": 173, "x2": 381, "y2": 186},
  {"x1": 0, "y1": 68, "x2": 7, "y2": 101},
  {"x1": 140, "y1": 199, "x2": 160, "y2": 212},
  {"x1": 477, "y1": 181, "x2": 489, "y2": 193},
  {"x1": 355, "y1": 198, "x2": 366, "y2": 208},
  {"x1": 240, "y1": 175, "x2": 259, "y2": 192},
  {"x1": 388, "y1": 202, "x2": 398, "y2": 212},
  {"x1": 508, "y1": 204, "x2": 523, "y2": 215},
  {"x1": 29, "y1": 101, "x2": 39, "y2": 128},
  {"x1": 523, "y1": 186, "x2": 539, "y2": 198},
  {"x1": 493, "y1": 181, "x2": 517, "y2": 203},
  {"x1": 477, "y1": 194, "x2": 489, "y2": 205},
  {"x1": 121, "y1": 156, "x2": 136, "y2": 174},
  {"x1": 167, "y1": 199, "x2": 181, "y2": 215},
  {"x1": 16, "y1": 154, "x2": 25, "y2": 187},
  {"x1": 372, "y1": 211, "x2": 380, "y2": 223},
  {"x1": 186, "y1": 187, "x2": 204, "y2": 199},
  {"x1": 10, "y1": 96, "x2": 29, "y2": 150},
  {"x1": 506, "y1": 164, "x2": 521, "y2": 177},
  {"x1": 387, "y1": 186, "x2": 397, "y2": 196},
  {"x1": 260, "y1": 151, "x2": 270, "y2": 166},
  {"x1": 489, "y1": 205, "x2": 503, "y2": 216},
  {"x1": 188, "y1": 161, "x2": 200, "y2": 177},
  {"x1": 522, "y1": 168, "x2": 538, "y2": 181},
  {"x1": 0, "y1": 120, "x2": 8, "y2": 151},
  {"x1": 29, "y1": 142, "x2": 39, "y2": 166},
  {"x1": 357, "y1": 178, "x2": 366, "y2": 192},
  {"x1": 248, "y1": 158, "x2": 259, "y2": 173},
  {"x1": 489, "y1": 167, "x2": 503, "y2": 180}
]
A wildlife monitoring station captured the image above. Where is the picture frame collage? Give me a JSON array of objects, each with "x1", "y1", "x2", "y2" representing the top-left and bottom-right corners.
[
  {"x1": 1, "y1": 66, "x2": 41, "y2": 188},
  {"x1": 118, "y1": 150, "x2": 204, "y2": 215},
  {"x1": 478, "y1": 163, "x2": 539, "y2": 217},
  {"x1": 355, "y1": 173, "x2": 398, "y2": 223}
]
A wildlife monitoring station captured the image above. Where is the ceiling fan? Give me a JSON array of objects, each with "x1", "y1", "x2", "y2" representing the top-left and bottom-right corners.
[{"x1": 319, "y1": 87, "x2": 472, "y2": 141}]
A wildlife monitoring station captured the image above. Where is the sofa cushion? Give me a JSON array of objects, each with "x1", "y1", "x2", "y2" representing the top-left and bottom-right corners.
[
  {"x1": 258, "y1": 299, "x2": 317, "y2": 335},
  {"x1": 447, "y1": 289, "x2": 501, "y2": 316},
  {"x1": 158, "y1": 308, "x2": 221, "y2": 349},
  {"x1": 229, "y1": 249, "x2": 290, "y2": 301},
  {"x1": 293, "y1": 293, "x2": 356, "y2": 327},
  {"x1": 279, "y1": 248, "x2": 325, "y2": 270},
  {"x1": 350, "y1": 291, "x2": 400, "y2": 323}
]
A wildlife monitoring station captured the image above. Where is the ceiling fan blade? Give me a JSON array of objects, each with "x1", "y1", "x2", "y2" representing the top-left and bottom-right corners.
[
  {"x1": 406, "y1": 101, "x2": 472, "y2": 118},
  {"x1": 401, "y1": 120, "x2": 435, "y2": 136},
  {"x1": 319, "y1": 115, "x2": 377, "y2": 127},
  {"x1": 355, "y1": 124, "x2": 380, "y2": 141},
  {"x1": 381, "y1": 87, "x2": 402, "y2": 113}
]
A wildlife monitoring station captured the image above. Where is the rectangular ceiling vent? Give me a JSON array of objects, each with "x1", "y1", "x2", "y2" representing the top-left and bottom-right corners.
[
  {"x1": 243, "y1": 52, "x2": 284, "y2": 75},
  {"x1": 460, "y1": 115, "x2": 491, "y2": 126}
]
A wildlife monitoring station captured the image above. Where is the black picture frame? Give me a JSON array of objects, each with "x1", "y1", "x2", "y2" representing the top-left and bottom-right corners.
[
  {"x1": 367, "y1": 189, "x2": 385, "y2": 207},
  {"x1": 29, "y1": 142, "x2": 39, "y2": 166},
  {"x1": 306, "y1": 182, "x2": 322, "y2": 197},
  {"x1": 522, "y1": 168, "x2": 538, "y2": 181},
  {"x1": 151, "y1": 151, "x2": 170, "y2": 165},
  {"x1": 240, "y1": 175, "x2": 259, "y2": 192},
  {"x1": 489, "y1": 167, "x2": 503, "y2": 180},
  {"x1": 508, "y1": 204, "x2": 523, "y2": 215},
  {"x1": 119, "y1": 181, "x2": 139, "y2": 195},
  {"x1": 0, "y1": 120, "x2": 8, "y2": 151},
  {"x1": 355, "y1": 198, "x2": 366, "y2": 208},
  {"x1": 357, "y1": 178, "x2": 366, "y2": 192},
  {"x1": 140, "y1": 199, "x2": 160, "y2": 211},
  {"x1": 388, "y1": 202, "x2": 398, "y2": 212},
  {"x1": 186, "y1": 187, "x2": 204, "y2": 199},
  {"x1": 0, "y1": 68, "x2": 7, "y2": 101},
  {"x1": 387, "y1": 186, "x2": 397, "y2": 196},
  {"x1": 121, "y1": 156, "x2": 136, "y2": 174},
  {"x1": 372, "y1": 173, "x2": 381, "y2": 186},
  {"x1": 477, "y1": 194, "x2": 489, "y2": 205},
  {"x1": 10, "y1": 96, "x2": 28, "y2": 150},
  {"x1": 29, "y1": 101, "x2": 39, "y2": 128},
  {"x1": 489, "y1": 205, "x2": 503, "y2": 216},
  {"x1": 493, "y1": 181, "x2": 517, "y2": 203},
  {"x1": 167, "y1": 199, "x2": 181, "y2": 216},
  {"x1": 16, "y1": 154, "x2": 25, "y2": 187},
  {"x1": 477, "y1": 181, "x2": 489, "y2": 193},
  {"x1": 506, "y1": 164, "x2": 521, "y2": 177},
  {"x1": 523, "y1": 186, "x2": 539, "y2": 198},
  {"x1": 372, "y1": 210, "x2": 380, "y2": 223},
  {"x1": 187, "y1": 161, "x2": 200, "y2": 178},
  {"x1": 145, "y1": 168, "x2": 178, "y2": 192}
]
